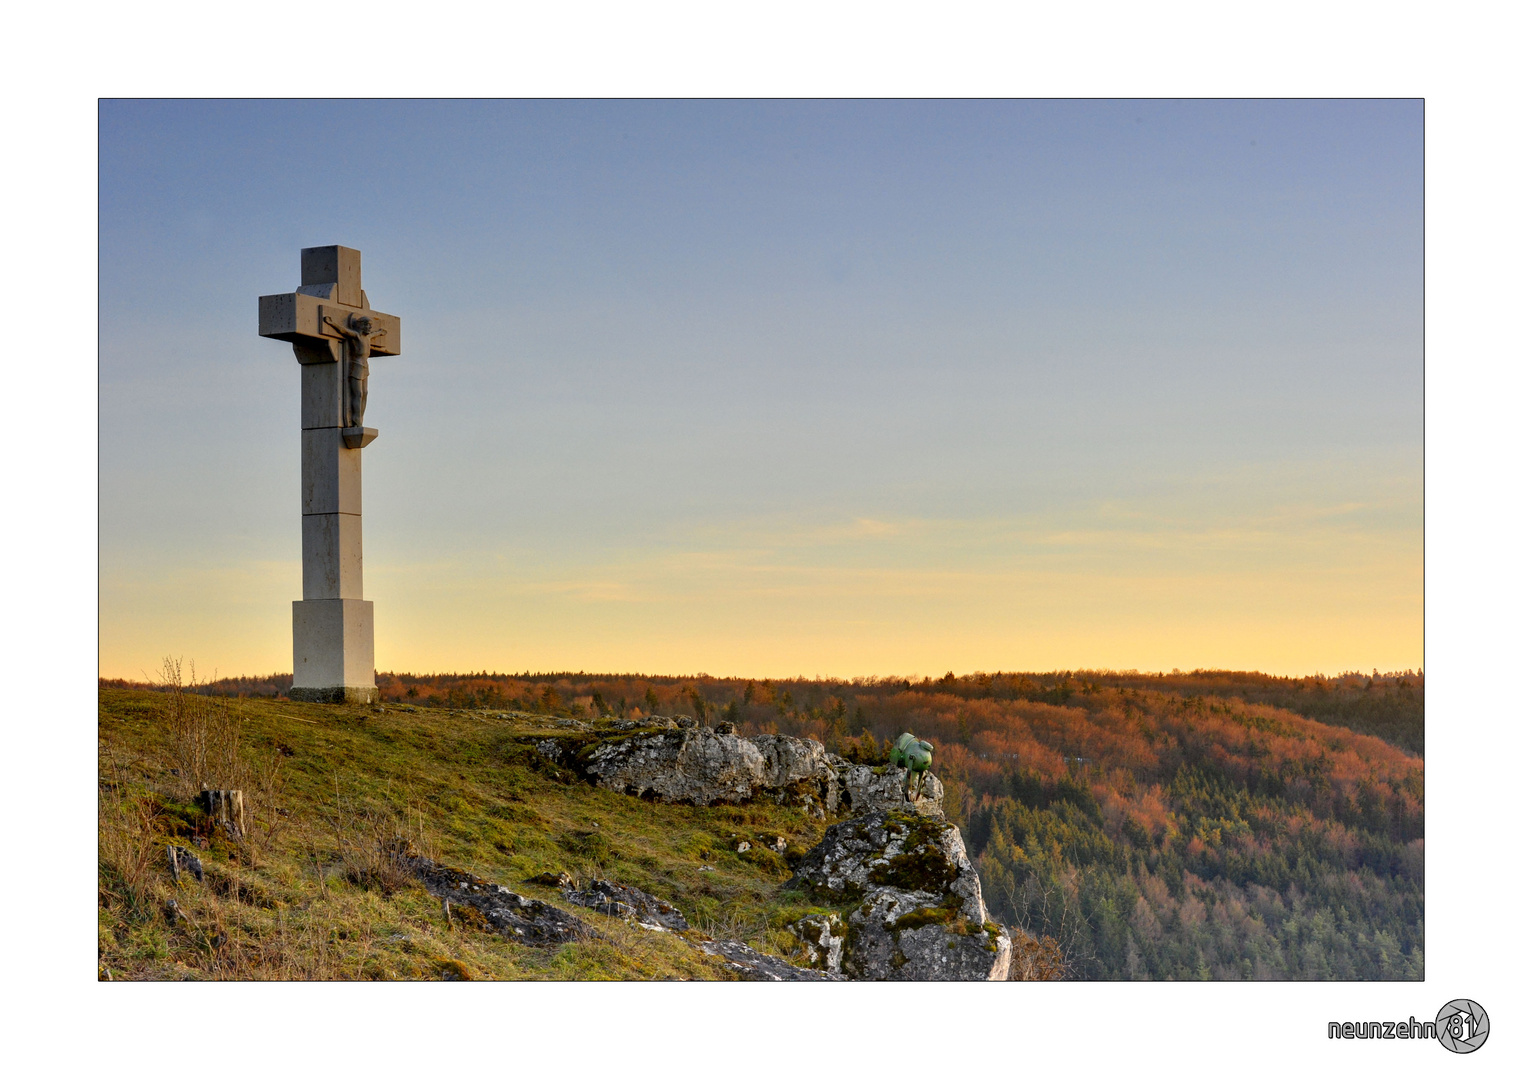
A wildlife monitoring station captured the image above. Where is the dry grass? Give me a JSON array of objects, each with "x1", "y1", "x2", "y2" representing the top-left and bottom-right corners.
[
  {"x1": 99, "y1": 682, "x2": 1053, "y2": 982},
  {"x1": 97, "y1": 686, "x2": 797, "y2": 980}
]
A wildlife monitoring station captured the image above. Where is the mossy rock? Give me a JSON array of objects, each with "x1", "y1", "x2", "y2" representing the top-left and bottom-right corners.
[
  {"x1": 867, "y1": 845, "x2": 959, "y2": 893},
  {"x1": 887, "y1": 896, "x2": 962, "y2": 931}
]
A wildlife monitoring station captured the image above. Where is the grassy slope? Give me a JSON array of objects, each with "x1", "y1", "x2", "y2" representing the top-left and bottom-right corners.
[{"x1": 97, "y1": 688, "x2": 840, "y2": 981}]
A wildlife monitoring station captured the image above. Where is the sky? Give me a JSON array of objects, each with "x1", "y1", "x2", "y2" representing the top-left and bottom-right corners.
[{"x1": 98, "y1": 99, "x2": 1423, "y2": 680}]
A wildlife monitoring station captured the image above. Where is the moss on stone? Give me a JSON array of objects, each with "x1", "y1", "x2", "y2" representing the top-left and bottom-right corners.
[
  {"x1": 867, "y1": 846, "x2": 958, "y2": 893},
  {"x1": 888, "y1": 897, "x2": 962, "y2": 931}
]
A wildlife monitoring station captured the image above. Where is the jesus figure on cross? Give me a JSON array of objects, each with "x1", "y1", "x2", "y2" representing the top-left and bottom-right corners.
[{"x1": 324, "y1": 312, "x2": 388, "y2": 428}]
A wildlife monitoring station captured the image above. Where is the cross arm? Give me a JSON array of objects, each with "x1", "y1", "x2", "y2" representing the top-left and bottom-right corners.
[{"x1": 258, "y1": 292, "x2": 402, "y2": 356}]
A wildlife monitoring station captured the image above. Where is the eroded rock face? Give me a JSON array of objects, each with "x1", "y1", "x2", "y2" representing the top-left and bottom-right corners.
[
  {"x1": 562, "y1": 878, "x2": 689, "y2": 931},
  {"x1": 785, "y1": 810, "x2": 988, "y2": 923},
  {"x1": 547, "y1": 729, "x2": 841, "y2": 817},
  {"x1": 693, "y1": 937, "x2": 845, "y2": 981},
  {"x1": 530, "y1": 726, "x2": 959, "y2": 824},
  {"x1": 842, "y1": 887, "x2": 1011, "y2": 982},
  {"x1": 840, "y1": 765, "x2": 945, "y2": 820},
  {"x1": 788, "y1": 912, "x2": 847, "y2": 974},
  {"x1": 409, "y1": 858, "x2": 599, "y2": 946},
  {"x1": 785, "y1": 810, "x2": 1009, "y2": 981}
]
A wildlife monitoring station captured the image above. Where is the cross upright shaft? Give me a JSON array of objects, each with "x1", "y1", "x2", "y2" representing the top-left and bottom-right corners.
[{"x1": 258, "y1": 245, "x2": 402, "y2": 704}]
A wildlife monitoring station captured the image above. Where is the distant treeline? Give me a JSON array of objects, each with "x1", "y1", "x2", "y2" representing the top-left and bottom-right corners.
[{"x1": 106, "y1": 666, "x2": 1421, "y2": 755}]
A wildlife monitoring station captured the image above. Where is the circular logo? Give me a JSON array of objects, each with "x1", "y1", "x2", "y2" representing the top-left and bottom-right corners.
[{"x1": 1436, "y1": 999, "x2": 1489, "y2": 1054}]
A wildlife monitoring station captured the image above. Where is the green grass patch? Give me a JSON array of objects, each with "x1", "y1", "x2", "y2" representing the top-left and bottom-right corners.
[{"x1": 97, "y1": 688, "x2": 835, "y2": 980}]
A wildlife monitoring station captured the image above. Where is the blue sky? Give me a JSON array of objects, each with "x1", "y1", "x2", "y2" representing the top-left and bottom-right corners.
[{"x1": 98, "y1": 99, "x2": 1422, "y2": 678}]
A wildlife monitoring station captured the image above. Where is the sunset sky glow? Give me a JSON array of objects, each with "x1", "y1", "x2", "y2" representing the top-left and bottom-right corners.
[{"x1": 98, "y1": 99, "x2": 1423, "y2": 680}]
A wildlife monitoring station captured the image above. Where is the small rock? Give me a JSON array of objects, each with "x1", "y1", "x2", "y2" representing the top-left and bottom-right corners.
[
  {"x1": 735, "y1": 840, "x2": 751, "y2": 852},
  {"x1": 713, "y1": 721, "x2": 736, "y2": 734},
  {"x1": 167, "y1": 844, "x2": 204, "y2": 883},
  {"x1": 675, "y1": 717, "x2": 697, "y2": 729}
]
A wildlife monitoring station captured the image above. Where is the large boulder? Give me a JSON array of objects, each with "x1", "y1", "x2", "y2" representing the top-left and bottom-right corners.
[
  {"x1": 785, "y1": 810, "x2": 1009, "y2": 981},
  {"x1": 839, "y1": 764, "x2": 945, "y2": 819},
  {"x1": 842, "y1": 887, "x2": 1011, "y2": 982},
  {"x1": 786, "y1": 810, "x2": 989, "y2": 923},
  {"x1": 541, "y1": 728, "x2": 840, "y2": 817}
]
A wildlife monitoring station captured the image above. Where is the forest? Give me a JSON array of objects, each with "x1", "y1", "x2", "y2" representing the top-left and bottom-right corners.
[{"x1": 102, "y1": 667, "x2": 1423, "y2": 979}]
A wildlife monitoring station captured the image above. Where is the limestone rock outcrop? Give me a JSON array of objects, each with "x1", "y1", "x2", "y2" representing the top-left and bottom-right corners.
[
  {"x1": 839, "y1": 764, "x2": 945, "y2": 820},
  {"x1": 785, "y1": 810, "x2": 985, "y2": 917},
  {"x1": 529, "y1": 724, "x2": 960, "y2": 826},
  {"x1": 785, "y1": 809, "x2": 1010, "y2": 981},
  {"x1": 842, "y1": 887, "x2": 1010, "y2": 981},
  {"x1": 536, "y1": 728, "x2": 841, "y2": 817},
  {"x1": 788, "y1": 912, "x2": 847, "y2": 972},
  {"x1": 693, "y1": 937, "x2": 845, "y2": 981},
  {"x1": 409, "y1": 857, "x2": 599, "y2": 946},
  {"x1": 562, "y1": 878, "x2": 689, "y2": 931}
]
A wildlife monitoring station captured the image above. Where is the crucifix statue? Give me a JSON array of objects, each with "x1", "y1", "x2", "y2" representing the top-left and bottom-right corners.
[
  {"x1": 258, "y1": 246, "x2": 402, "y2": 703},
  {"x1": 324, "y1": 312, "x2": 387, "y2": 429}
]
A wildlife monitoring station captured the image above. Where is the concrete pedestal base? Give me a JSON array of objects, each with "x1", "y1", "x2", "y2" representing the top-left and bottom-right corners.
[
  {"x1": 289, "y1": 685, "x2": 380, "y2": 704},
  {"x1": 292, "y1": 598, "x2": 375, "y2": 700}
]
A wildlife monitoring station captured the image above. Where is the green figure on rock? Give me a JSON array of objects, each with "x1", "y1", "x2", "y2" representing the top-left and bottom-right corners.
[{"x1": 889, "y1": 733, "x2": 934, "y2": 799}]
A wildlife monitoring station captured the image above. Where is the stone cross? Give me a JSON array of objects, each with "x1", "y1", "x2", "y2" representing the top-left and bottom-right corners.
[{"x1": 258, "y1": 246, "x2": 401, "y2": 703}]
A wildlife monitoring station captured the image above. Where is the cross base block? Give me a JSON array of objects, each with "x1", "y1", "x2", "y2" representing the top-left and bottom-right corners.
[
  {"x1": 292, "y1": 598, "x2": 375, "y2": 698},
  {"x1": 289, "y1": 685, "x2": 381, "y2": 705}
]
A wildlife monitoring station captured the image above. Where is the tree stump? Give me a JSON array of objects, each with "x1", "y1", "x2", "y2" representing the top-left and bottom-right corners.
[{"x1": 200, "y1": 788, "x2": 246, "y2": 840}]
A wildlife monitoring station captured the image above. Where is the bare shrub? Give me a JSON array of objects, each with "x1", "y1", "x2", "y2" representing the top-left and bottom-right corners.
[
  {"x1": 157, "y1": 656, "x2": 287, "y2": 864},
  {"x1": 318, "y1": 779, "x2": 433, "y2": 897},
  {"x1": 1007, "y1": 926, "x2": 1069, "y2": 981},
  {"x1": 98, "y1": 755, "x2": 161, "y2": 920},
  {"x1": 160, "y1": 656, "x2": 242, "y2": 799}
]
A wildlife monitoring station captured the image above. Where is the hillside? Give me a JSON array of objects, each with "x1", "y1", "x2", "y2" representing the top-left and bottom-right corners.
[
  {"x1": 99, "y1": 689, "x2": 848, "y2": 980},
  {"x1": 98, "y1": 665, "x2": 1423, "y2": 981}
]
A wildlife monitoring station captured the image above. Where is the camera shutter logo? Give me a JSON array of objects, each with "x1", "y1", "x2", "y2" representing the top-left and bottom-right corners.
[{"x1": 1437, "y1": 1000, "x2": 1489, "y2": 1054}]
